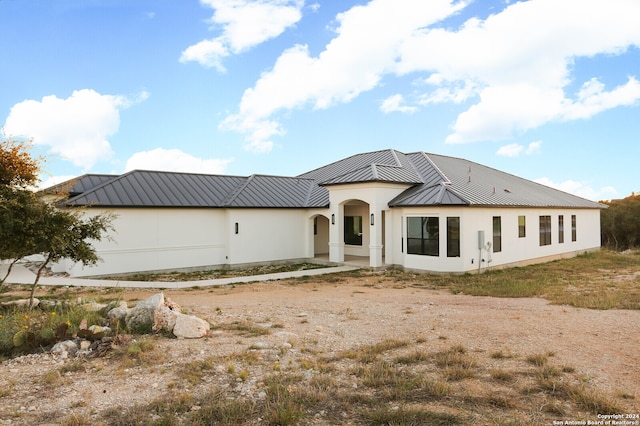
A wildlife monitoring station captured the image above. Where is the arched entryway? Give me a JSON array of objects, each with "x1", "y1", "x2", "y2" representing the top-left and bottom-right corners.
[
  {"x1": 310, "y1": 214, "x2": 330, "y2": 260},
  {"x1": 328, "y1": 199, "x2": 385, "y2": 268}
]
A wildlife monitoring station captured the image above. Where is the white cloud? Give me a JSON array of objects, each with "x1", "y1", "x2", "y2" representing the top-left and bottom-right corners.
[
  {"x1": 180, "y1": 0, "x2": 304, "y2": 71},
  {"x1": 37, "y1": 175, "x2": 77, "y2": 190},
  {"x1": 497, "y1": 140, "x2": 541, "y2": 157},
  {"x1": 380, "y1": 94, "x2": 417, "y2": 114},
  {"x1": 224, "y1": 0, "x2": 465, "y2": 151},
  {"x1": 496, "y1": 143, "x2": 523, "y2": 157},
  {"x1": 222, "y1": 0, "x2": 640, "y2": 149},
  {"x1": 526, "y1": 141, "x2": 541, "y2": 155},
  {"x1": 535, "y1": 177, "x2": 617, "y2": 201},
  {"x1": 562, "y1": 76, "x2": 640, "y2": 120},
  {"x1": 3, "y1": 89, "x2": 147, "y2": 170},
  {"x1": 125, "y1": 148, "x2": 233, "y2": 174},
  {"x1": 395, "y1": 0, "x2": 640, "y2": 143}
]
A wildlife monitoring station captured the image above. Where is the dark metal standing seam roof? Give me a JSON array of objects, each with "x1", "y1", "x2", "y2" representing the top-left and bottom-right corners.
[
  {"x1": 224, "y1": 175, "x2": 320, "y2": 208},
  {"x1": 297, "y1": 149, "x2": 406, "y2": 183},
  {"x1": 421, "y1": 153, "x2": 606, "y2": 208},
  {"x1": 65, "y1": 171, "x2": 248, "y2": 208},
  {"x1": 57, "y1": 149, "x2": 606, "y2": 210},
  {"x1": 46, "y1": 174, "x2": 118, "y2": 197}
]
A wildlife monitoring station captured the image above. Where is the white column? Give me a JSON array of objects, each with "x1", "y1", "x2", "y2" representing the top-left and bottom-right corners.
[
  {"x1": 329, "y1": 206, "x2": 344, "y2": 263},
  {"x1": 369, "y1": 207, "x2": 383, "y2": 267}
]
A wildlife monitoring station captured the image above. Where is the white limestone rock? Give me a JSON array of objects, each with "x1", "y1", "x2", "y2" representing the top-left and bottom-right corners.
[
  {"x1": 172, "y1": 313, "x2": 210, "y2": 339},
  {"x1": 107, "y1": 301, "x2": 129, "y2": 324},
  {"x1": 125, "y1": 293, "x2": 165, "y2": 332}
]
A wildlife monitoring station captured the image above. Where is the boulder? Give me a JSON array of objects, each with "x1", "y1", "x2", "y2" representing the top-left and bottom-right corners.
[
  {"x1": 106, "y1": 293, "x2": 208, "y2": 338},
  {"x1": 0, "y1": 298, "x2": 39, "y2": 308},
  {"x1": 50, "y1": 340, "x2": 79, "y2": 357},
  {"x1": 154, "y1": 305, "x2": 179, "y2": 332},
  {"x1": 124, "y1": 293, "x2": 165, "y2": 332},
  {"x1": 107, "y1": 301, "x2": 129, "y2": 325},
  {"x1": 172, "y1": 313, "x2": 210, "y2": 339}
]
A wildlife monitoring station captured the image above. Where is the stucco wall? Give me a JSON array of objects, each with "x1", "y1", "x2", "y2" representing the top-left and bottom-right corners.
[
  {"x1": 53, "y1": 208, "x2": 227, "y2": 277},
  {"x1": 388, "y1": 207, "x2": 602, "y2": 273},
  {"x1": 225, "y1": 208, "x2": 311, "y2": 266}
]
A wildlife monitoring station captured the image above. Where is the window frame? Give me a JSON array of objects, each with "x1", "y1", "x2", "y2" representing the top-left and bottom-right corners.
[
  {"x1": 571, "y1": 214, "x2": 577, "y2": 242},
  {"x1": 447, "y1": 217, "x2": 460, "y2": 258},
  {"x1": 344, "y1": 216, "x2": 363, "y2": 246},
  {"x1": 558, "y1": 215, "x2": 564, "y2": 244},
  {"x1": 539, "y1": 215, "x2": 552, "y2": 246},
  {"x1": 518, "y1": 215, "x2": 526, "y2": 238},
  {"x1": 407, "y1": 216, "x2": 439, "y2": 256},
  {"x1": 492, "y1": 216, "x2": 502, "y2": 252}
]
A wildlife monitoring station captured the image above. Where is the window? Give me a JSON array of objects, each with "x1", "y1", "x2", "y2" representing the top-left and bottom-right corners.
[
  {"x1": 407, "y1": 217, "x2": 439, "y2": 256},
  {"x1": 518, "y1": 215, "x2": 526, "y2": 238},
  {"x1": 344, "y1": 216, "x2": 362, "y2": 245},
  {"x1": 539, "y1": 215, "x2": 552, "y2": 246},
  {"x1": 492, "y1": 216, "x2": 502, "y2": 252},
  {"x1": 447, "y1": 217, "x2": 460, "y2": 257},
  {"x1": 571, "y1": 215, "x2": 577, "y2": 242},
  {"x1": 558, "y1": 215, "x2": 564, "y2": 244}
]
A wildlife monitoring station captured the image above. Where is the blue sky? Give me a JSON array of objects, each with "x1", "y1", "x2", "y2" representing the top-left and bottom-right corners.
[{"x1": 2, "y1": 0, "x2": 639, "y2": 201}]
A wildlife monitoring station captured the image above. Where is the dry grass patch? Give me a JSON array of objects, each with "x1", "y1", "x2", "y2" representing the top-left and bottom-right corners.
[{"x1": 78, "y1": 338, "x2": 634, "y2": 425}]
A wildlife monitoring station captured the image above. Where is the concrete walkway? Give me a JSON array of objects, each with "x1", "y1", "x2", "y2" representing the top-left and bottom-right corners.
[{"x1": 0, "y1": 264, "x2": 359, "y2": 289}]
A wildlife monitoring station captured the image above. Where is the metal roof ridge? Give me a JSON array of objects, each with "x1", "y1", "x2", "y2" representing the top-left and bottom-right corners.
[
  {"x1": 371, "y1": 164, "x2": 379, "y2": 180},
  {"x1": 321, "y1": 161, "x2": 411, "y2": 183},
  {"x1": 297, "y1": 148, "x2": 401, "y2": 178},
  {"x1": 420, "y1": 152, "x2": 451, "y2": 185},
  {"x1": 221, "y1": 175, "x2": 253, "y2": 206},
  {"x1": 437, "y1": 181, "x2": 470, "y2": 205},
  {"x1": 389, "y1": 149, "x2": 405, "y2": 167}
]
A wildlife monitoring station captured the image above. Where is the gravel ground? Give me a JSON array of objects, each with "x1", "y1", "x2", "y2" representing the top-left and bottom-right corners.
[{"x1": 1, "y1": 276, "x2": 638, "y2": 425}]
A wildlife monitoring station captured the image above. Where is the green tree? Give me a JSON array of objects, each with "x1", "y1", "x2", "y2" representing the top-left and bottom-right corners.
[
  {"x1": 1, "y1": 135, "x2": 113, "y2": 301},
  {"x1": 0, "y1": 188, "x2": 48, "y2": 284},
  {"x1": 600, "y1": 193, "x2": 640, "y2": 250},
  {"x1": 26, "y1": 205, "x2": 113, "y2": 307}
]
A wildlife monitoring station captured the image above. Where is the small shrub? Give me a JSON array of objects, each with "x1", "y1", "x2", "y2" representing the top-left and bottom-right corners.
[
  {"x1": 525, "y1": 353, "x2": 548, "y2": 367},
  {"x1": 491, "y1": 368, "x2": 515, "y2": 382}
]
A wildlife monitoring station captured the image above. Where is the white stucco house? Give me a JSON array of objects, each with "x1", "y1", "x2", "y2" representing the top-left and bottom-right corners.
[{"x1": 48, "y1": 149, "x2": 606, "y2": 277}]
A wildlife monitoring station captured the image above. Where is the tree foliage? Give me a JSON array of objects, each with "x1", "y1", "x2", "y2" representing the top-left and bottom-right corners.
[
  {"x1": 600, "y1": 193, "x2": 640, "y2": 251},
  {"x1": 0, "y1": 132, "x2": 42, "y2": 188},
  {"x1": 1, "y1": 136, "x2": 113, "y2": 304}
]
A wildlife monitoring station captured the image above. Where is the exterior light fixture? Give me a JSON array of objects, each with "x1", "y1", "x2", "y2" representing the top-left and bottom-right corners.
[
  {"x1": 370, "y1": 213, "x2": 374, "y2": 226},
  {"x1": 331, "y1": 214, "x2": 335, "y2": 225},
  {"x1": 235, "y1": 222, "x2": 239, "y2": 234}
]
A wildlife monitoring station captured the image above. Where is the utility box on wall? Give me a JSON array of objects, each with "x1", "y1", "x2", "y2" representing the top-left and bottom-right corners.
[{"x1": 478, "y1": 230, "x2": 485, "y2": 250}]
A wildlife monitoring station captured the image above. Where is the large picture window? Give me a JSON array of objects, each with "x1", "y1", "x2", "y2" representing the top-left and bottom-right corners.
[
  {"x1": 539, "y1": 215, "x2": 552, "y2": 246},
  {"x1": 447, "y1": 217, "x2": 460, "y2": 257},
  {"x1": 344, "y1": 216, "x2": 363, "y2": 245},
  {"x1": 407, "y1": 217, "x2": 439, "y2": 256},
  {"x1": 492, "y1": 216, "x2": 502, "y2": 252}
]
